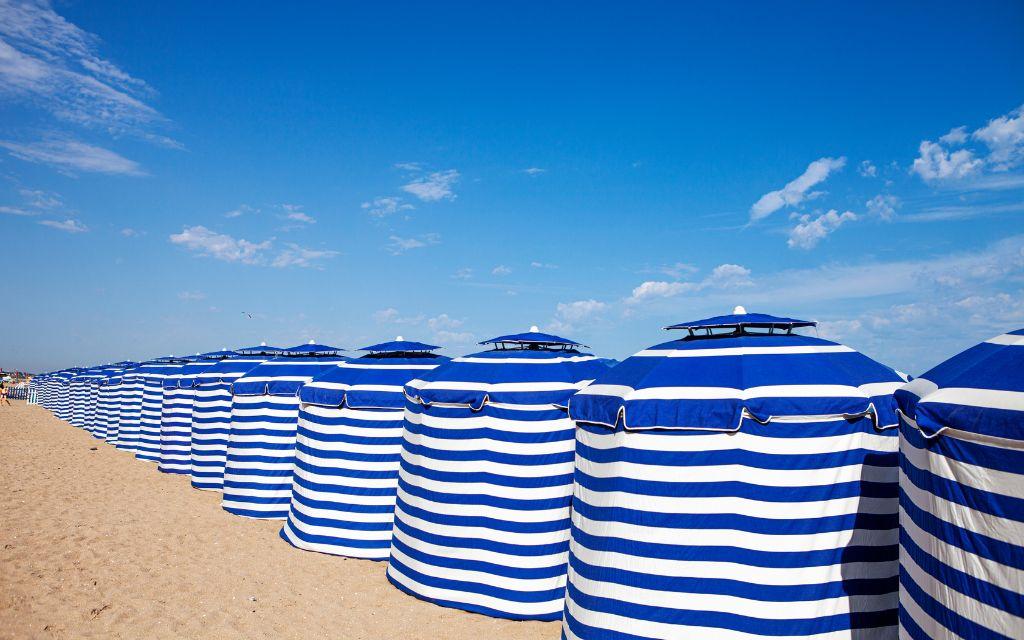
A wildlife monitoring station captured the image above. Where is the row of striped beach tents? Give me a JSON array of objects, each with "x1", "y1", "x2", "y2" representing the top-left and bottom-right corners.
[{"x1": 24, "y1": 309, "x2": 1023, "y2": 639}]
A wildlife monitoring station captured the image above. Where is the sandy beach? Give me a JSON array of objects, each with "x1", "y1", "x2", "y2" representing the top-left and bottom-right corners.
[{"x1": 0, "y1": 401, "x2": 558, "y2": 640}]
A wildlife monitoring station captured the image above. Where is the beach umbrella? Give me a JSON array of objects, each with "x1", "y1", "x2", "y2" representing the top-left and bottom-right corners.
[
  {"x1": 561, "y1": 308, "x2": 906, "y2": 639},
  {"x1": 387, "y1": 327, "x2": 609, "y2": 621},
  {"x1": 221, "y1": 341, "x2": 345, "y2": 519},
  {"x1": 134, "y1": 357, "x2": 192, "y2": 462},
  {"x1": 894, "y1": 328, "x2": 1024, "y2": 639},
  {"x1": 281, "y1": 337, "x2": 450, "y2": 559},
  {"x1": 157, "y1": 350, "x2": 237, "y2": 475},
  {"x1": 190, "y1": 343, "x2": 283, "y2": 491}
]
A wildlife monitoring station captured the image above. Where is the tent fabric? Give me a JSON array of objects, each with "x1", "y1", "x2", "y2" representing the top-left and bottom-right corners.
[
  {"x1": 386, "y1": 345, "x2": 609, "y2": 621},
  {"x1": 158, "y1": 358, "x2": 226, "y2": 475},
  {"x1": 113, "y1": 363, "x2": 148, "y2": 454},
  {"x1": 221, "y1": 354, "x2": 345, "y2": 519},
  {"x1": 70, "y1": 367, "x2": 108, "y2": 429},
  {"x1": 894, "y1": 329, "x2": 1024, "y2": 639},
  {"x1": 560, "y1": 327, "x2": 906, "y2": 639},
  {"x1": 190, "y1": 354, "x2": 274, "y2": 491},
  {"x1": 93, "y1": 368, "x2": 126, "y2": 441},
  {"x1": 54, "y1": 369, "x2": 80, "y2": 422},
  {"x1": 136, "y1": 360, "x2": 189, "y2": 462},
  {"x1": 280, "y1": 353, "x2": 450, "y2": 559}
]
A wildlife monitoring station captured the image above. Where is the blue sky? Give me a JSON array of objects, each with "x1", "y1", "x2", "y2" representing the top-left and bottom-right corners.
[{"x1": 2, "y1": 1, "x2": 1023, "y2": 374}]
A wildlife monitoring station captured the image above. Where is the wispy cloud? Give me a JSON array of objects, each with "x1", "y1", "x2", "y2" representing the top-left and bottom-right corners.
[
  {"x1": 901, "y1": 201, "x2": 1024, "y2": 223},
  {"x1": 401, "y1": 169, "x2": 459, "y2": 202},
  {"x1": 120, "y1": 227, "x2": 143, "y2": 237},
  {"x1": 548, "y1": 299, "x2": 608, "y2": 333},
  {"x1": 452, "y1": 267, "x2": 473, "y2": 280},
  {"x1": 0, "y1": 0, "x2": 177, "y2": 146},
  {"x1": 281, "y1": 203, "x2": 315, "y2": 224},
  {"x1": 787, "y1": 209, "x2": 858, "y2": 249},
  {"x1": 627, "y1": 263, "x2": 752, "y2": 305},
  {"x1": 865, "y1": 194, "x2": 900, "y2": 221},
  {"x1": 362, "y1": 196, "x2": 413, "y2": 218},
  {"x1": 750, "y1": 156, "x2": 846, "y2": 221},
  {"x1": 972, "y1": 105, "x2": 1024, "y2": 171},
  {"x1": 177, "y1": 291, "x2": 206, "y2": 301},
  {"x1": 0, "y1": 138, "x2": 144, "y2": 175},
  {"x1": 522, "y1": 167, "x2": 546, "y2": 176},
  {"x1": 270, "y1": 243, "x2": 338, "y2": 269},
  {"x1": 225, "y1": 204, "x2": 257, "y2": 218},
  {"x1": 0, "y1": 205, "x2": 34, "y2": 216},
  {"x1": 492, "y1": 265, "x2": 511, "y2": 276},
  {"x1": 530, "y1": 261, "x2": 559, "y2": 270},
  {"x1": 394, "y1": 162, "x2": 422, "y2": 172},
  {"x1": 39, "y1": 217, "x2": 87, "y2": 233},
  {"x1": 858, "y1": 160, "x2": 877, "y2": 178},
  {"x1": 169, "y1": 226, "x2": 270, "y2": 264},
  {"x1": 386, "y1": 233, "x2": 440, "y2": 255}
]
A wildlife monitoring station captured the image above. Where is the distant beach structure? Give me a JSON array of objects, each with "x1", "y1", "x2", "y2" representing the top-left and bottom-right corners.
[
  {"x1": 221, "y1": 342, "x2": 345, "y2": 519},
  {"x1": 563, "y1": 308, "x2": 907, "y2": 639},
  {"x1": 281, "y1": 338, "x2": 449, "y2": 559},
  {"x1": 895, "y1": 329, "x2": 1024, "y2": 639},
  {"x1": 387, "y1": 328, "x2": 609, "y2": 621}
]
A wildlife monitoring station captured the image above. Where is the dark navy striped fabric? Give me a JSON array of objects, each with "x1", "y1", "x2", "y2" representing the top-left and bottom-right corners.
[
  {"x1": 70, "y1": 367, "x2": 108, "y2": 429},
  {"x1": 191, "y1": 355, "x2": 273, "y2": 491},
  {"x1": 222, "y1": 354, "x2": 345, "y2": 519},
  {"x1": 54, "y1": 369, "x2": 80, "y2": 422},
  {"x1": 114, "y1": 363, "x2": 147, "y2": 454},
  {"x1": 281, "y1": 353, "x2": 450, "y2": 559},
  {"x1": 562, "y1": 323, "x2": 905, "y2": 639},
  {"x1": 93, "y1": 364, "x2": 137, "y2": 443},
  {"x1": 387, "y1": 344, "x2": 609, "y2": 621},
  {"x1": 895, "y1": 329, "x2": 1024, "y2": 639},
  {"x1": 136, "y1": 360, "x2": 189, "y2": 462},
  {"x1": 159, "y1": 358, "x2": 225, "y2": 475}
]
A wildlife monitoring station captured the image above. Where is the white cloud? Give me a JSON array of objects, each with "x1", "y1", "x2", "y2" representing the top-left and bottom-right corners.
[
  {"x1": 169, "y1": 225, "x2": 271, "y2": 264},
  {"x1": 281, "y1": 204, "x2": 315, "y2": 224},
  {"x1": 452, "y1": 267, "x2": 473, "y2": 280},
  {"x1": 902, "y1": 201, "x2": 1024, "y2": 223},
  {"x1": 911, "y1": 140, "x2": 983, "y2": 181},
  {"x1": 530, "y1": 261, "x2": 558, "y2": 269},
  {"x1": 270, "y1": 243, "x2": 338, "y2": 269},
  {"x1": 627, "y1": 280, "x2": 695, "y2": 303},
  {"x1": 866, "y1": 194, "x2": 900, "y2": 221},
  {"x1": 858, "y1": 160, "x2": 877, "y2": 178},
  {"x1": 361, "y1": 196, "x2": 413, "y2": 218},
  {"x1": 18, "y1": 188, "x2": 60, "y2": 209},
  {"x1": 0, "y1": 138, "x2": 144, "y2": 175},
  {"x1": 522, "y1": 167, "x2": 545, "y2": 176},
  {"x1": 0, "y1": 205, "x2": 34, "y2": 216},
  {"x1": 705, "y1": 263, "x2": 753, "y2": 288},
  {"x1": 492, "y1": 265, "x2": 511, "y2": 276},
  {"x1": 386, "y1": 233, "x2": 440, "y2": 255},
  {"x1": 653, "y1": 262, "x2": 698, "y2": 279},
  {"x1": 939, "y1": 126, "x2": 969, "y2": 145},
  {"x1": 787, "y1": 209, "x2": 858, "y2": 249},
  {"x1": 373, "y1": 308, "x2": 400, "y2": 323},
  {"x1": 225, "y1": 204, "x2": 257, "y2": 218},
  {"x1": 555, "y1": 299, "x2": 607, "y2": 323},
  {"x1": 120, "y1": 227, "x2": 142, "y2": 237},
  {"x1": 177, "y1": 291, "x2": 206, "y2": 301},
  {"x1": 972, "y1": 104, "x2": 1024, "y2": 171},
  {"x1": 39, "y1": 217, "x2": 86, "y2": 233},
  {"x1": 0, "y1": 1, "x2": 176, "y2": 145},
  {"x1": 394, "y1": 162, "x2": 422, "y2": 171},
  {"x1": 401, "y1": 169, "x2": 459, "y2": 202},
  {"x1": 750, "y1": 157, "x2": 846, "y2": 221}
]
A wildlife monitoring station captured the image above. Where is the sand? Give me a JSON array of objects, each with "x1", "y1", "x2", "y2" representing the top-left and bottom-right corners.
[{"x1": 0, "y1": 401, "x2": 559, "y2": 640}]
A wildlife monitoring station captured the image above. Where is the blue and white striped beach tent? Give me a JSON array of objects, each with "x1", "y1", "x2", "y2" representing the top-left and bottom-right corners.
[
  {"x1": 561, "y1": 308, "x2": 906, "y2": 640},
  {"x1": 69, "y1": 366, "x2": 105, "y2": 428},
  {"x1": 40, "y1": 371, "x2": 60, "y2": 412},
  {"x1": 387, "y1": 328, "x2": 609, "y2": 621},
  {"x1": 53, "y1": 368, "x2": 82, "y2": 422},
  {"x1": 135, "y1": 357, "x2": 191, "y2": 462},
  {"x1": 222, "y1": 342, "x2": 345, "y2": 519},
  {"x1": 93, "y1": 362, "x2": 138, "y2": 443},
  {"x1": 158, "y1": 350, "x2": 236, "y2": 475},
  {"x1": 28, "y1": 375, "x2": 41, "y2": 405},
  {"x1": 281, "y1": 338, "x2": 450, "y2": 559},
  {"x1": 191, "y1": 344, "x2": 282, "y2": 491},
  {"x1": 895, "y1": 329, "x2": 1024, "y2": 639},
  {"x1": 113, "y1": 361, "x2": 151, "y2": 454}
]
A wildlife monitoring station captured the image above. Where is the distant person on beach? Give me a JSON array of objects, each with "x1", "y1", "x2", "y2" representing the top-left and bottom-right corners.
[{"x1": 0, "y1": 381, "x2": 9, "y2": 406}]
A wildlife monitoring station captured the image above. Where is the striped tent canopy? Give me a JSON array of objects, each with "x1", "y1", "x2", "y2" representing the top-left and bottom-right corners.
[
  {"x1": 134, "y1": 357, "x2": 192, "y2": 462},
  {"x1": 894, "y1": 328, "x2": 1024, "y2": 639},
  {"x1": 281, "y1": 338, "x2": 450, "y2": 559},
  {"x1": 53, "y1": 368, "x2": 83, "y2": 422},
  {"x1": 222, "y1": 343, "x2": 345, "y2": 519},
  {"x1": 113, "y1": 361, "x2": 153, "y2": 454},
  {"x1": 93, "y1": 362, "x2": 138, "y2": 444},
  {"x1": 191, "y1": 345, "x2": 281, "y2": 491},
  {"x1": 562, "y1": 309, "x2": 906, "y2": 640},
  {"x1": 158, "y1": 351, "x2": 236, "y2": 475},
  {"x1": 387, "y1": 328, "x2": 609, "y2": 621}
]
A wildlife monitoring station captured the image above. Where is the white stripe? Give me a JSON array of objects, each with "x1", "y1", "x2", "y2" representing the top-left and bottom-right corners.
[
  {"x1": 578, "y1": 382, "x2": 901, "y2": 401},
  {"x1": 401, "y1": 447, "x2": 571, "y2": 479},
  {"x1": 389, "y1": 544, "x2": 565, "y2": 594},
  {"x1": 579, "y1": 457, "x2": 897, "y2": 487},
  {"x1": 919, "y1": 387, "x2": 1024, "y2": 413},
  {"x1": 634, "y1": 345, "x2": 855, "y2": 358},
  {"x1": 390, "y1": 522, "x2": 565, "y2": 569},
  {"x1": 450, "y1": 355, "x2": 597, "y2": 365},
  {"x1": 392, "y1": 503, "x2": 569, "y2": 547},
  {"x1": 398, "y1": 467, "x2": 572, "y2": 501},
  {"x1": 396, "y1": 485, "x2": 567, "y2": 524},
  {"x1": 900, "y1": 434, "x2": 1024, "y2": 499},
  {"x1": 985, "y1": 333, "x2": 1024, "y2": 346},
  {"x1": 578, "y1": 426, "x2": 897, "y2": 456},
  {"x1": 413, "y1": 380, "x2": 591, "y2": 393}
]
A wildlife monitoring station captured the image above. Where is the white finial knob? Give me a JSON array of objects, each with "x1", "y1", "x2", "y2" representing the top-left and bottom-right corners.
[
  {"x1": 308, "y1": 339, "x2": 315, "y2": 344},
  {"x1": 260, "y1": 341, "x2": 266, "y2": 346},
  {"x1": 396, "y1": 336, "x2": 404, "y2": 341},
  {"x1": 529, "y1": 325, "x2": 540, "y2": 332},
  {"x1": 733, "y1": 305, "x2": 747, "y2": 315}
]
